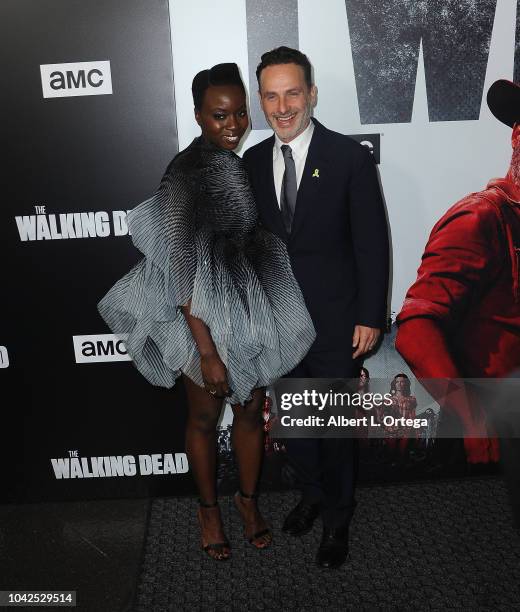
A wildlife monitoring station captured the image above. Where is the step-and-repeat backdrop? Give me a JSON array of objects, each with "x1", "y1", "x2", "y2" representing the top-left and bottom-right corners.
[{"x1": 3, "y1": 0, "x2": 519, "y2": 501}]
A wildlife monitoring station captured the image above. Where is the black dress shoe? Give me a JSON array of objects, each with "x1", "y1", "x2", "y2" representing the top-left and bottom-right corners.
[
  {"x1": 282, "y1": 500, "x2": 320, "y2": 536},
  {"x1": 316, "y1": 523, "x2": 349, "y2": 569}
]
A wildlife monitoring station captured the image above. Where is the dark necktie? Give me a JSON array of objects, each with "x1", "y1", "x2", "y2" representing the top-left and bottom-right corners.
[{"x1": 280, "y1": 144, "x2": 297, "y2": 234}]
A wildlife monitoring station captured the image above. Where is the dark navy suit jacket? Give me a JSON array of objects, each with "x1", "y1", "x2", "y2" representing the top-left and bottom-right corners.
[{"x1": 243, "y1": 119, "x2": 389, "y2": 356}]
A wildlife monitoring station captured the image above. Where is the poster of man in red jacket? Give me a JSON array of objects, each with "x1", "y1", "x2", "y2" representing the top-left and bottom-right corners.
[{"x1": 396, "y1": 79, "x2": 520, "y2": 466}]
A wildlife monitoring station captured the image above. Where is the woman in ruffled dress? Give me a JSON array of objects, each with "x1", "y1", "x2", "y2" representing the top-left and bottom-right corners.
[{"x1": 98, "y1": 63, "x2": 315, "y2": 560}]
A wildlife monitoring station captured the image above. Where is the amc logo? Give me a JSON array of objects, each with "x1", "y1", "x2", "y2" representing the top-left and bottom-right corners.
[
  {"x1": 0, "y1": 346, "x2": 9, "y2": 368},
  {"x1": 40, "y1": 61, "x2": 112, "y2": 99},
  {"x1": 348, "y1": 133, "x2": 381, "y2": 164},
  {"x1": 73, "y1": 334, "x2": 131, "y2": 364}
]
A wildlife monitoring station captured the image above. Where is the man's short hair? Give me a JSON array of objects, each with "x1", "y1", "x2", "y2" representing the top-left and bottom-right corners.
[{"x1": 256, "y1": 46, "x2": 313, "y2": 89}]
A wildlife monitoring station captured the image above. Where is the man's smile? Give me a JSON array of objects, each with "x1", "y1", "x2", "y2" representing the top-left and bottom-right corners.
[{"x1": 273, "y1": 113, "x2": 297, "y2": 127}]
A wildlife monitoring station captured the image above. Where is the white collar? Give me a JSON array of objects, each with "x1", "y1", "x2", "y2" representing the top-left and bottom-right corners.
[{"x1": 274, "y1": 120, "x2": 314, "y2": 159}]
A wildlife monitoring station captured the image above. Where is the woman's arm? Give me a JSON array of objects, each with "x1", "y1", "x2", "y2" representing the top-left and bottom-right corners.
[{"x1": 181, "y1": 300, "x2": 230, "y2": 397}]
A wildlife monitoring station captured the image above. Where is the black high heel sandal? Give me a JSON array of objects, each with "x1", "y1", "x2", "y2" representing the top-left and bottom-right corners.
[
  {"x1": 234, "y1": 490, "x2": 272, "y2": 549},
  {"x1": 197, "y1": 499, "x2": 231, "y2": 561}
]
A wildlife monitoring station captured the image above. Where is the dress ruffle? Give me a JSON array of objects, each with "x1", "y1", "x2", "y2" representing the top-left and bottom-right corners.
[{"x1": 98, "y1": 138, "x2": 315, "y2": 404}]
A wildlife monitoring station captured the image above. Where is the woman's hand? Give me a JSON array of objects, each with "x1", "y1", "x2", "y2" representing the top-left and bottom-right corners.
[
  {"x1": 201, "y1": 352, "x2": 230, "y2": 398},
  {"x1": 180, "y1": 300, "x2": 230, "y2": 398}
]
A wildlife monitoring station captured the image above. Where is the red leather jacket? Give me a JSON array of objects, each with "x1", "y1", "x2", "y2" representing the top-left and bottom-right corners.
[{"x1": 397, "y1": 178, "x2": 520, "y2": 377}]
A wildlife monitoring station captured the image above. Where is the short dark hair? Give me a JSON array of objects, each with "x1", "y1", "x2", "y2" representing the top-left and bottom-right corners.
[
  {"x1": 256, "y1": 46, "x2": 313, "y2": 89},
  {"x1": 192, "y1": 62, "x2": 245, "y2": 111}
]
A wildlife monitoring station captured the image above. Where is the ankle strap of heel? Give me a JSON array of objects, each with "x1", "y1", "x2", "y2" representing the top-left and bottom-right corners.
[
  {"x1": 199, "y1": 498, "x2": 219, "y2": 508},
  {"x1": 237, "y1": 489, "x2": 258, "y2": 500}
]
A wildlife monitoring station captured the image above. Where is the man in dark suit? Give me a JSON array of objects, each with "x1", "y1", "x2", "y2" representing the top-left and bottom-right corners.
[{"x1": 243, "y1": 46, "x2": 389, "y2": 569}]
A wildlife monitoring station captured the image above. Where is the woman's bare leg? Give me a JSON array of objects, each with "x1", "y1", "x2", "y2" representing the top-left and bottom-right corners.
[
  {"x1": 232, "y1": 388, "x2": 272, "y2": 547},
  {"x1": 183, "y1": 374, "x2": 229, "y2": 559}
]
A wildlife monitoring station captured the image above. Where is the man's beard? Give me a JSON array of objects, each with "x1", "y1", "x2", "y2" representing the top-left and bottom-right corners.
[
  {"x1": 511, "y1": 143, "x2": 520, "y2": 187},
  {"x1": 268, "y1": 102, "x2": 312, "y2": 142}
]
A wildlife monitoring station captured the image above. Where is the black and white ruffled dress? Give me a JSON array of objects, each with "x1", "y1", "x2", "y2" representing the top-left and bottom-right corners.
[{"x1": 98, "y1": 137, "x2": 315, "y2": 404}]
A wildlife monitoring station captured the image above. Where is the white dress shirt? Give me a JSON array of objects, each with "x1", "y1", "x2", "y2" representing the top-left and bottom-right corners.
[{"x1": 273, "y1": 120, "x2": 314, "y2": 208}]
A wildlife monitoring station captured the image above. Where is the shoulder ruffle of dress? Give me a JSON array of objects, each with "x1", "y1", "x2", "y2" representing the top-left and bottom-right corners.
[{"x1": 98, "y1": 137, "x2": 316, "y2": 403}]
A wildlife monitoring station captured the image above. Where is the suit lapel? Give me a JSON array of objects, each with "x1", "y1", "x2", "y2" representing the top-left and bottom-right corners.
[{"x1": 290, "y1": 120, "x2": 327, "y2": 239}]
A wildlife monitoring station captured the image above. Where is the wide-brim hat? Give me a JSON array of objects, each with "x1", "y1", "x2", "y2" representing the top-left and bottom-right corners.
[{"x1": 487, "y1": 79, "x2": 520, "y2": 128}]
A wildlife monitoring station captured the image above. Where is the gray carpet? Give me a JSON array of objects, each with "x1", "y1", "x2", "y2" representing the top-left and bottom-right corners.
[{"x1": 135, "y1": 477, "x2": 520, "y2": 611}]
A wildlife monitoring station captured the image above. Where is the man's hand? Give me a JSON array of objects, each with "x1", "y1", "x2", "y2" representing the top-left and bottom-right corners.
[{"x1": 352, "y1": 325, "x2": 380, "y2": 359}]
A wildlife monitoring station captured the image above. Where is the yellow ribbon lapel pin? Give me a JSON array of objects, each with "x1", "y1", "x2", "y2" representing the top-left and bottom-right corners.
[{"x1": 312, "y1": 168, "x2": 320, "y2": 178}]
